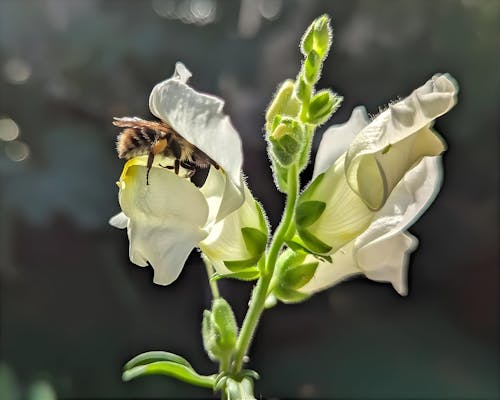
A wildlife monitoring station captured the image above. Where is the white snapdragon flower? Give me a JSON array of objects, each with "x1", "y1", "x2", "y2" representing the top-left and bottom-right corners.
[
  {"x1": 294, "y1": 74, "x2": 457, "y2": 295},
  {"x1": 110, "y1": 63, "x2": 246, "y2": 285}
]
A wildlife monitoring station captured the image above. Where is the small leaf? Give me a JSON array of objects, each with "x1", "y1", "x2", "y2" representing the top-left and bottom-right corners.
[
  {"x1": 124, "y1": 351, "x2": 192, "y2": 371},
  {"x1": 241, "y1": 227, "x2": 267, "y2": 256},
  {"x1": 212, "y1": 268, "x2": 261, "y2": 282},
  {"x1": 296, "y1": 227, "x2": 332, "y2": 254},
  {"x1": 122, "y1": 361, "x2": 215, "y2": 389},
  {"x1": 223, "y1": 255, "x2": 261, "y2": 271},
  {"x1": 274, "y1": 286, "x2": 311, "y2": 304},
  {"x1": 295, "y1": 201, "x2": 326, "y2": 228},
  {"x1": 281, "y1": 262, "x2": 319, "y2": 289}
]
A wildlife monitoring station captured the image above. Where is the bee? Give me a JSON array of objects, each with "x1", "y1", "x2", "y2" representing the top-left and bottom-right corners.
[{"x1": 113, "y1": 117, "x2": 219, "y2": 185}]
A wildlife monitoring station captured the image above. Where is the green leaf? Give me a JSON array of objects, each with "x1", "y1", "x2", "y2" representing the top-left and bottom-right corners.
[
  {"x1": 296, "y1": 227, "x2": 332, "y2": 254},
  {"x1": 122, "y1": 361, "x2": 215, "y2": 389},
  {"x1": 124, "y1": 351, "x2": 192, "y2": 371},
  {"x1": 285, "y1": 238, "x2": 333, "y2": 262},
  {"x1": 241, "y1": 227, "x2": 267, "y2": 256},
  {"x1": 223, "y1": 255, "x2": 261, "y2": 271},
  {"x1": 211, "y1": 268, "x2": 260, "y2": 282},
  {"x1": 274, "y1": 286, "x2": 311, "y2": 304},
  {"x1": 295, "y1": 200, "x2": 326, "y2": 228},
  {"x1": 298, "y1": 171, "x2": 325, "y2": 201},
  {"x1": 281, "y1": 262, "x2": 319, "y2": 290}
]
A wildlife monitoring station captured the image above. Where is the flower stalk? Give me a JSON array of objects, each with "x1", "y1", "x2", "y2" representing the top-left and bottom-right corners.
[{"x1": 232, "y1": 164, "x2": 299, "y2": 374}]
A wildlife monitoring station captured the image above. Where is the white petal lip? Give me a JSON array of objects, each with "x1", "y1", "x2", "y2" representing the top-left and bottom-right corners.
[
  {"x1": 200, "y1": 184, "x2": 263, "y2": 267},
  {"x1": 109, "y1": 212, "x2": 128, "y2": 229},
  {"x1": 343, "y1": 74, "x2": 457, "y2": 210},
  {"x1": 313, "y1": 106, "x2": 370, "y2": 179},
  {"x1": 149, "y1": 63, "x2": 243, "y2": 192},
  {"x1": 127, "y1": 219, "x2": 207, "y2": 285},
  {"x1": 117, "y1": 158, "x2": 210, "y2": 285}
]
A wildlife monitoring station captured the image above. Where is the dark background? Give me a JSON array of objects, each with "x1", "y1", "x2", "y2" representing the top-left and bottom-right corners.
[{"x1": 0, "y1": 0, "x2": 498, "y2": 399}]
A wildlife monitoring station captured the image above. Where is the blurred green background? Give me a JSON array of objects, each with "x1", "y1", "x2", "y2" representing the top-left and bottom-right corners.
[{"x1": 0, "y1": 0, "x2": 498, "y2": 399}]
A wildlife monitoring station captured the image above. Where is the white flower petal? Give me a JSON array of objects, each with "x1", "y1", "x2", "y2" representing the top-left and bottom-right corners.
[
  {"x1": 299, "y1": 243, "x2": 359, "y2": 293},
  {"x1": 354, "y1": 156, "x2": 443, "y2": 249},
  {"x1": 300, "y1": 232, "x2": 418, "y2": 296},
  {"x1": 355, "y1": 232, "x2": 418, "y2": 295},
  {"x1": 345, "y1": 74, "x2": 457, "y2": 210},
  {"x1": 304, "y1": 154, "x2": 373, "y2": 254},
  {"x1": 149, "y1": 66, "x2": 243, "y2": 191},
  {"x1": 313, "y1": 106, "x2": 370, "y2": 179},
  {"x1": 172, "y1": 61, "x2": 192, "y2": 83},
  {"x1": 118, "y1": 156, "x2": 210, "y2": 285},
  {"x1": 300, "y1": 157, "x2": 442, "y2": 295},
  {"x1": 109, "y1": 212, "x2": 128, "y2": 229},
  {"x1": 200, "y1": 184, "x2": 264, "y2": 267},
  {"x1": 127, "y1": 218, "x2": 207, "y2": 285}
]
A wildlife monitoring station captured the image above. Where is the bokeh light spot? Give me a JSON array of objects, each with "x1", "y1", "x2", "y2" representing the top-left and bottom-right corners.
[
  {"x1": 5, "y1": 140, "x2": 30, "y2": 162},
  {"x1": 0, "y1": 117, "x2": 20, "y2": 141},
  {"x1": 3, "y1": 58, "x2": 32, "y2": 84},
  {"x1": 259, "y1": 0, "x2": 282, "y2": 20}
]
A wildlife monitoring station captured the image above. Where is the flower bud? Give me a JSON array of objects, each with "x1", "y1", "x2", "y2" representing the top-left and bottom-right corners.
[
  {"x1": 303, "y1": 50, "x2": 321, "y2": 84},
  {"x1": 300, "y1": 15, "x2": 332, "y2": 60},
  {"x1": 312, "y1": 15, "x2": 332, "y2": 59},
  {"x1": 306, "y1": 90, "x2": 343, "y2": 125},
  {"x1": 265, "y1": 80, "x2": 301, "y2": 133},
  {"x1": 268, "y1": 118, "x2": 305, "y2": 166},
  {"x1": 202, "y1": 299, "x2": 238, "y2": 361},
  {"x1": 294, "y1": 77, "x2": 311, "y2": 102}
]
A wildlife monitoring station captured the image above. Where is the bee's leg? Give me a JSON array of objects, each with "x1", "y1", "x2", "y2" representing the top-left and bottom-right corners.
[
  {"x1": 146, "y1": 152, "x2": 154, "y2": 185},
  {"x1": 174, "y1": 159, "x2": 180, "y2": 175},
  {"x1": 208, "y1": 157, "x2": 220, "y2": 170},
  {"x1": 180, "y1": 161, "x2": 196, "y2": 178}
]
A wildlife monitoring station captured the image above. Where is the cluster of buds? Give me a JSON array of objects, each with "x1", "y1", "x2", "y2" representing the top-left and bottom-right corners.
[{"x1": 266, "y1": 15, "x2": 343, "y2": 191}]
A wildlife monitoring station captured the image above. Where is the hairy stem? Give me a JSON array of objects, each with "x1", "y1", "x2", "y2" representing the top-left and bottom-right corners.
[
  {"x1": 202, "y1": 254, "x2": 220, "y2": 299},
  {"x1": 232, "y1": 164, "x2": 299, "y2": 373}
]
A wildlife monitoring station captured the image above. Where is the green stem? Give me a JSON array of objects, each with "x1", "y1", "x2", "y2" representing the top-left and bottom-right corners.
[
  {"x1": 232, "y1": 164, "x2": 299, "y2": 373},
  {"x1": 202, "y1": 254, "x2": 220, "y2": 299}
]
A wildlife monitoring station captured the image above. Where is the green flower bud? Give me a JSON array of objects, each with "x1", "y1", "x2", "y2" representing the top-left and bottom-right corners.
[
  {"x1": 300, "y1": 15, "x2": 332, "y2": 60},
  {"x1": 306, "y1": 90, "x2": 343, "y2": 125},
  {"x1": 212, "y1": 298, "x2": 238, "y2": 351},
  {"x1": 294, "y1": 77, "x2": 311, "y2": 102},
  {"x1": 300, "y1": 23, "x2": 314, "y2": 56},
  {"x1": 268, "y1": 119, "x2": 305, "y2": 166},
  {"x1": 265, "y1": 80, "x2": 301, "y2": 133},
  {"x1": 303, "y1": 50, "x2": 321, "y2": 84},
  {"x1": 201, "y1": 299, "x2": 238, "y2": 361},
  {"x1": 313, "y1": 14, "x2": 332, "y2": 59}
]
